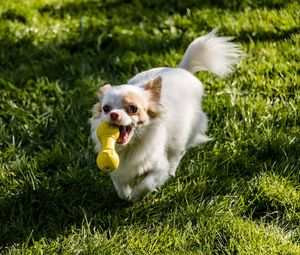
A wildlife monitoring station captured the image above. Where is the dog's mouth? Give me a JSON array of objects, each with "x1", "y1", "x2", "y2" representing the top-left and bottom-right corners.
[{"x1": 117, "y1": 125, "x2": 132, "y2": 144}]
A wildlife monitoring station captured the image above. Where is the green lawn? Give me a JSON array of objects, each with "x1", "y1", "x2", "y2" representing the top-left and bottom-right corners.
[{"x1": 0, "y1": 0, "x2": 299, "y2": 254}]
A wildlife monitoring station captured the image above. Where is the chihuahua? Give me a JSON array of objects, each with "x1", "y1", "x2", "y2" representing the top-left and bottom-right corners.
[{"x1": 90, "y1": 29, "x2": 242, "y2": 202}]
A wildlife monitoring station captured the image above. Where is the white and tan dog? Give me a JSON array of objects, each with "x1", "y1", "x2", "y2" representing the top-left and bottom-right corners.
[{"x1": 90, "y1": 30, "x2": 242, "y2": 202}]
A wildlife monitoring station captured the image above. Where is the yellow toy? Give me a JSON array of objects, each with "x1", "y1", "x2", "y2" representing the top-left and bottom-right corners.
[{"x1": 96, "y1": 122, "x2": 120, "y2": 172}]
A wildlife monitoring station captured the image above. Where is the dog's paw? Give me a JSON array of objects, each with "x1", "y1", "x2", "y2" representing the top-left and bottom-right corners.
[
  {"x1": 128, "y1": 191, "x2": 143, "y2": 203},
  {"x1": 129, "y1": 187, "x2": 150, "y2": 203}
]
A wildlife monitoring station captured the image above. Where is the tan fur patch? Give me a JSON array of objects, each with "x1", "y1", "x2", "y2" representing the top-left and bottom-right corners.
[
  {"x1": 93, "y1": 84, "x2": 112, "y2": 119},
  {"x1": 122, "y1": 92, "x2": 147, "y2": 111},
  {"x1": 147, "y1": 102, "x2": 164, "y2": 118},
  {"x1": 145, "y1": 76, "x2": 162, "y2": 101},
  {"x1": 122, "y1": 91, "x2": 150, "y2": 124},
  {"x1": 92, "y1": 102, "x2": 102, "y2": 118},
  {"x1": 144, "y1": 76, "x2": 164, "y2": 118}
]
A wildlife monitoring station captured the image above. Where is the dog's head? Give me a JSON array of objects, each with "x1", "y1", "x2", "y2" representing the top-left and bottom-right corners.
[{"x1": 92, "y1": 76, "x2": 163, "y2": 146}]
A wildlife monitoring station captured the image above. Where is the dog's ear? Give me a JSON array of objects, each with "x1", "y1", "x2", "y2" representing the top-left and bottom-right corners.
[
  {"x1": 145, "y1": 76, "x2": 162, "y2": 102},
  {"x1": 145, "y1": 76, "x2": 164, "y2": 117},
  {"x1": 91, "y1": 102, "x2": 102, "y2": 118},
  {"x1": 93, "y1": 84, "x2": 112, "y2": 118},
  {"x1": 97, "y1": 84, "x2": 112, "y2": 100}
]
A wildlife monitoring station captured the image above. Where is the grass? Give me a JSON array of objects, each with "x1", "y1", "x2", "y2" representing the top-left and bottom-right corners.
[{"x1": 0, "y1": 0, "x2": 299, "y2": 254}]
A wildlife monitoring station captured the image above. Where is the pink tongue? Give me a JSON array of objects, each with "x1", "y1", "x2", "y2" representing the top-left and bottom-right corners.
[
  {"x1": 117, "y1": 127, "x2": 129, "y2": 143},
  {"x1": 120, "y1": 128, "x2": 127, "y2": 139}
]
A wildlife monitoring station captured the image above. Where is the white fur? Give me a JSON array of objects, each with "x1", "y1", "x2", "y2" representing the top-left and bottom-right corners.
[
  {"x1": 179, "y1": 29, "x2": 243, "y2": 76},
  {"x1": 90, "y1": 30, "x2": 242, "y2": 202}
]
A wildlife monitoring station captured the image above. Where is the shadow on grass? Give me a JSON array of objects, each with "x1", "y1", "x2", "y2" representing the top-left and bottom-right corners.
[
  {"x1": 0, "y1": 23, "x2": 180, "y2": 86},
  {"x1": 38, "y1": 0, "x2": 292, "y2": 18},
  {"x1": 0, "y1": 168, "x2": 131, "y2": 247},
  {"x1": 237, "y1": 27, "x2": 299, "y2": 43},
  {"x1": 2, "y1": 0, "x2": 297, "y2": 85},
  {"x1": 1, "y1": 128, "x2": 298, "y2": 248}
]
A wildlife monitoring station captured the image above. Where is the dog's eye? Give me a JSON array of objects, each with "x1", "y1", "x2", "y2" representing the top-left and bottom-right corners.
[
  {"x1": 103, "y1": 105, "x2": 111, "y2": 113},
  {"x1": 128, "y1": 105, "x2": 138, "y2": 114}
]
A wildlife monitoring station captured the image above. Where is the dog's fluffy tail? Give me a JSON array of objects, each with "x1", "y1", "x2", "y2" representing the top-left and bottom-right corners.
[{"x1": 179, "y1": 29, "x2": 243, "y2": 76}]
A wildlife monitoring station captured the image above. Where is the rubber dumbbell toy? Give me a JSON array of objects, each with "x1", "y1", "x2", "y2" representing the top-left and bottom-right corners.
[{"x1": 96, "y1": 122, "x2": 120, "y2": 172}]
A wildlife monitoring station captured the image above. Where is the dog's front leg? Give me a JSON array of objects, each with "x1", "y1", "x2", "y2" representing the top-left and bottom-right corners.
[
  {"x1": 130, "y1": 160, "x2": 170, "y2": 202},
  {"x1": 111, "y1": 177, "x2": 133, "y2": 200}
]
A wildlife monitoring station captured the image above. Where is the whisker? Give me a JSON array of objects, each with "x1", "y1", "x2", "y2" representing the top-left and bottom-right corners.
[{"x1": 134, "y1": 128, "x2": 143, "y2": 143}]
